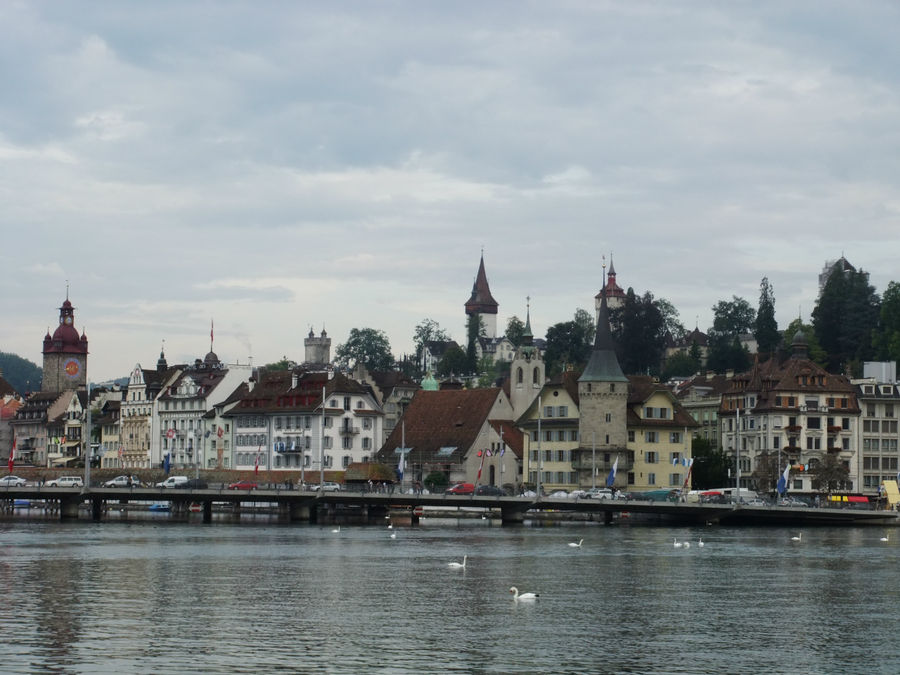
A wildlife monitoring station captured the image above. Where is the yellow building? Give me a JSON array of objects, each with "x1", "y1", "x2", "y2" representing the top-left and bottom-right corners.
[{"x1": 626, "y1": 377, "x2": 698, "y2": 492}]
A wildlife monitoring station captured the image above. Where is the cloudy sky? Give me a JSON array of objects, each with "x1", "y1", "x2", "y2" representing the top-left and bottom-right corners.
[{"x1": 2, "y1": 1, "x2": 898, "y2": 383}]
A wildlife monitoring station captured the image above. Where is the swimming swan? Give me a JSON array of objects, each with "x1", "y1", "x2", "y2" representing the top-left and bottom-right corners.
[
  {"x1": 448, "y1": 555, "x2": 467, "y2": 569},
  {"x1": 509, "y1": 587, "x2": 538, "y2": 600},
  {"x1": 568, "y1": 539, "x2": 583, "y2": 548},
  {"x1": 791, "y1": 533, "x2": 802, "y2": 542}
]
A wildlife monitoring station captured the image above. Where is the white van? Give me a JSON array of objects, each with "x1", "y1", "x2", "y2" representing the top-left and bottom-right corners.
[{"x1": 156, "y1": 476, "x2": 189, "y2": 488}]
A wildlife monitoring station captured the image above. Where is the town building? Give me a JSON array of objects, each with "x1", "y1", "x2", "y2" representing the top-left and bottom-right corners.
[
  {"x1": 0, "y1": 371, "x2": 23, "y2": 463},
  {"x1": 352, "y1": 365, "x2": 419, "y2": 444},
  {"x1": 41, "y1": 296, "x2": 88, "y2": 393},
  {"x1": 720, "y1": 330, "x2": 861, "y2": 495},
  {"x1": 121, "y1": 350, "x2": 182, "y2": 469},
  {"x1": 853, "y1": 362, "x2": 899, "y2": 496},
  {"x1": 594, "y1": 255, "x2": 626, "y2": 324},
  {"x1": 96, "y1": 398, "x2": 123, "y2": 469},
  {"x1": 465, "y1": 253, "x2": 499, "y2": 340},
  {"x1": 376, "y1": 388, "x2": 520, "y2": 490},
  {"x1": 673, "y1": 373, "x2": 731, "y2": 446},
  {"x1": 224, "y1": 369, "x2": 384, "y2": 476}
]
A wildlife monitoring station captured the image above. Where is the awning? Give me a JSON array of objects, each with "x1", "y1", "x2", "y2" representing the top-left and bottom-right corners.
[
  {"x1": 50, "y1": 456, "x2": 80, "y2": 466},
  {"x1": 882, "y1": 480, "x2": 900, "y2": 507}
]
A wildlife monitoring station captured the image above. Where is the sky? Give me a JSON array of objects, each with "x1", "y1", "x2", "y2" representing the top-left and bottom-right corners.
[{"x1": 2, "y1": 1, "x2": 899, "y2": 383}]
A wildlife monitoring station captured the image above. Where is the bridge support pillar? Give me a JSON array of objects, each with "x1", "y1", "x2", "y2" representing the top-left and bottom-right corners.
[
  {"x1": 91, "y1": 497, "x2": 103, "y2": 522},
  {"x1": 203, "y1": 501, "x2": 212, "y2": 523},
  {"x1": 604, "y1": 510, "x2": 613, "y2": 525},
  {"x1": 500, "y1": 507, "x2": 525, "y2": 525},
  {"x1": 289, "y1": 502, "x2": 313, "y2": 522},
  {"x1": 60, "y1": 497, "x2": 81, "y2": 521}
]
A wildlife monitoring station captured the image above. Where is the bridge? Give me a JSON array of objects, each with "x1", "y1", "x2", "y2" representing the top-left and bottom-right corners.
[{"x1": 2, "y1": 485, "x2": 897, "y2": 526}]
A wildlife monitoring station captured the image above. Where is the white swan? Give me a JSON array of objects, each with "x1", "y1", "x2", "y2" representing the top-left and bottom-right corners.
[
  {"x1": 568, "y1": 539, "x2": 583, "y2": 548},
  {"x1": 698, "y1": 537, "x2": 705, "y2": 547},
  {"x1": 683, "y1": 541, "x2": 691, "y2": 549},
  {"x1": 509, "y1": 586, "x2": 538, "y2": 600},
  {"x1": 673, "y1": 538, "x2": 683, "y2": 548},
  {"x1": 387, "y1": 524, "x2": 393, "y2": 529},
  {"x1": 880, "y1": 534, "x2": 889, "y2": 542},
  {"x1": 791, "y1": 533, "x2": 802, "y2": 542},
  {"x1": 390, "y1": 532, "x2": 397, "y2": 539},
  {"x1": 448, "y1": 555, "x2": 467, "y2": 569},
  {"x1": 331, "y1": 525, "x2": 340, "y2": 533}
]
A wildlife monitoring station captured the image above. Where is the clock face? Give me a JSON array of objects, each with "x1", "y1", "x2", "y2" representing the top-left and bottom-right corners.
[{"x1": 63, "y1": 357, "x2": 82, "y2": 379}]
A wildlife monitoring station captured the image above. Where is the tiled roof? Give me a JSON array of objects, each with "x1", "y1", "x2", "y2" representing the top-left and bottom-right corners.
[
  {"x1": 225, "y1": 370, "x2": 376, "y2": 416},
  {"x1": 488, "y1": 419, "x2": 524, "y2": 459},
  {"x1": 0, "y1": 375, "x2": 18, "y2": 398},
  {"x1": 627, "y1": 375, "x2": 699, "y2": 428},
  {"x1": 377, "y1": 388, "x2": 504, "y2": 464}
]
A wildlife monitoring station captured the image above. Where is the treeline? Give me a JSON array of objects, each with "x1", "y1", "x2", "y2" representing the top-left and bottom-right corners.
[{"x1": 0, "y1": 352, "x2": 42, "y2": 395}]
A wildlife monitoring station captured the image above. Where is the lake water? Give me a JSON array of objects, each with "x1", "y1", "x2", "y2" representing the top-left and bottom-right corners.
[{"x1": 0, "y1": 513, "x2": 898, "y2": 674}]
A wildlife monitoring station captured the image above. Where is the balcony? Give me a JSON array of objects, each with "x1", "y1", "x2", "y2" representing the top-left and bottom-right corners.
[
  {"x1": 339, "y1": 425, "x2": 360, "y2": 436},
  {"x1": 827, "y1": 426, "x2": 843, "y2": 434},
  {"x1": 785, "y1": 425, "x2": 803, "y2": 433}
]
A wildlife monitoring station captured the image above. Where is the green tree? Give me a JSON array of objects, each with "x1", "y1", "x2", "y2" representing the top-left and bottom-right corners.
[
  {"x1": 610, "y1": 289, "x2": 666, "y2": 375},
  {"x1": 706, "y1": 296, "x2": 755, "y2": 373},
  {"x1": 656, "y1": 297, "x2": 686, "y2": 342},
  {"x1": 872, "y1": 281, "x2": 900, "y2": 362},
  {"x1": 662, "y1": 351, "x2": 700, "y2": 381},
  {"x1": 335, "y1": 328, "x2": 394, "y2": 371},
  {"x1": 262, "y1": 357, "x2": 294, "y2": 372},
  {"x1": 751, "y1": 451, "x2": 782, "y2": 495},
  {"x1": 436, "y1": 345, "x2": 469, "y2": 377},
  {"x1": 754, "y1": 277, "x2": 780, "y2": 355},
  {"x1": 413, "y1": 319, "x2": 450, "y2": 377},
  {"x1": 573, "y1": 308, "x2": 595, "y2": 347},
  {"x1": 543, "y1": 320, "x2": 592, "y2": 376},
  {"x1": 689, "y1": 436, "x2": 730, "y2": 489},
  {"x1": 0, "y1": 351, "x2": 42, "y2": 395},
  {"x1": 813, "y1": 268, "x2": 880, "y2": 374},
  {"x1": 505, "y1": 316, "x2": 525, "y2": 348}
]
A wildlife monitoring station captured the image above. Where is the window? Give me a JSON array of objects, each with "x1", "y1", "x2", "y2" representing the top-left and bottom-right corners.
[
  {"x1": 605, "y1": 413, "x2": 612, "y2": 423},
  {"x1": 886, "y1": 404, "x2": 895, "y2": 418},
  {"x1": 807, "y1": 417, "x2": 821, "y2": 430},
  {"x1": 342, "y1": 455, "x2": 351, "y2": 468},
  {"x1": 324, "y1": 418, "x2": 332, "y2": 428},
  {"x1": 806, "y1": 437, "x2": 821, "y2": 450},
  {"x1": 342, "y1": 437, "x2": 352, "y2": 450},
  {"x1": 646, "y1": 431, "x2": 658, "y2": 443},
  {"x1": 628, "y1": 430, "x2": 635, "y2": 442},
  {"x1": 362, "y1": 438, "x2": 371, "y2": 450},
  {"x1": 648, "y1": 473, "x2": 656, "y2": 485},
  {"x1": 516, "y1": 367, "x2": 523, "y2": 385},
  {"x1": 645, "y1": 451, "x2": 658, "y2": 463},
  {"x1": 558, "y1": 406, "x2": 568, "y2": 417},
  {"x1": 670, "y1": 473, "x2": 681, "y2": 486},
  {"x1": 544, "y1": 406, "x2": 554, "y2": 418},
  {"x1": 670, "y1": 432, "x2": 682, "y2": 444}
]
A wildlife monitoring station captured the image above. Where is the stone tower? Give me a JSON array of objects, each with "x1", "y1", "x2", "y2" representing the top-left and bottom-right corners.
[
  {"x1": 509, "y1": 301, "x2": 545, "y2": 420},
  {"x1": 42, "y1": 296, "x2": 88, "y2": 393},
  {"x1": 578, "y1": 291, "x2": 628, "y2": 454},
  {"x1": 465, "y1": 253, "x2": 499, "y2": 339},
  {"x1": 304, "y1": 327, "x2": 332, "y2": 365}
]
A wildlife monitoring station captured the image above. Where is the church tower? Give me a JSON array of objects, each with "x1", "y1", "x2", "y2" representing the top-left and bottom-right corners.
[
  {"x1": 509, "y1": 300, "x2": 545, "y2": 419},
  {"x1": 42, "y1": 296, "x2": 88, "y2": 393},
  {"x1": 304, "y1": 327, "x2": 332, "y2": 365},
  {"x1": 594, "y1": 254, "x2": 626, "y2": 324},
  {"x1": 465, "y1": 253, "x2": 499, "y2": 339},
  {"x1": 578, "y1": 290, "x2": 628, "y2": 483}
]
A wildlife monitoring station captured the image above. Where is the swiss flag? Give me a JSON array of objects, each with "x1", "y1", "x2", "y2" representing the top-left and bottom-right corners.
[{"x1": 8, "y1": 436, "x2": 14, "y2": 473}]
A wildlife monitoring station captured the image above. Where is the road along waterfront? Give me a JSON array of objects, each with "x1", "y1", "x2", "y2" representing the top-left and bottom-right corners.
[{"x1": 1, "y1": 519, "x2": 898, "y2": 674}]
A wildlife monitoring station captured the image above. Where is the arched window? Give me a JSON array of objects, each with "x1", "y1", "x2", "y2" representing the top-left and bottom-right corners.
[
  {"x1": 516, "y1": 367, "x2": 524, "y2": 385},
  {"x1": 533, "y1": 367, "x2": 540, "y2": 384}
]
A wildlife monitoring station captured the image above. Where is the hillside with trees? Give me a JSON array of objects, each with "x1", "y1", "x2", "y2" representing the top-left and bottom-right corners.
[{"x1": 0, "y1": 352, "x2": 42, "y2": 395}]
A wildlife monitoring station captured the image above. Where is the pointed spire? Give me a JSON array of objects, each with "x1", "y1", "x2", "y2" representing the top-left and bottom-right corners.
[
  {"x1": 465, "y1": 252, "x2": 498, "y2": 312},
  {"x1": 579, "y1": 290, "x2": 627, "y2": 383},
  {"x1": 523, "y1": 296, "x2": 533, "y2": 342}
]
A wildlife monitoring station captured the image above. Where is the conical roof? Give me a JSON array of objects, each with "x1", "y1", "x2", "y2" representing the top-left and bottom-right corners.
[
  {"x1": 579, "y1": 291, "x2": 627, "y2": 383},
  {"x1": 465, "y1": 254, "x2": 498, "y2": 313}
]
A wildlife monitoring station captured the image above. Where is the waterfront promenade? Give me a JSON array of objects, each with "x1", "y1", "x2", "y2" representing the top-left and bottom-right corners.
[{"x1": 2, "y1": 484, "x2": 896, "y2": 526}]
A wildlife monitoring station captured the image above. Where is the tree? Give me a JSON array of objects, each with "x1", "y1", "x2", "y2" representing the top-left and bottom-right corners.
[
  {"x1": 706, "y1": 296, "x2": 755, "y2": 374},
  {"x1": 262, "y1": 357, "x2": 294, "y2": 372},
  {"x1": 0, "y1": 351, "x2": 42, "y2": 395},
  {"x1": 334, "y1": 328, "x2": 394, "y2": 371},
  {"x1": 813, "y1": 268, "x2": 880, "y2": 374},
  {"x1": 505, "y1": 316, "x2": 526, "y2": 348},
  {"x1": 573, "y1": 308, "x2": 595, "y2": 347},
  {"x1": 610, "y1": 289, "x2": 666, "y2": 375},
  {"x1": 662, "y1": 351, "x2": 700, "y2": 381},
  {"x1": 754, "y1": 277, "x2": 779, "y2": 355},
  {"x1": 413, "y1": 319, "x2": 450, "y2": 376},
  {"x1": 689, "y1": 436, "x2": 730, "y2": 489},
  {"x1": 436, "y1": 345, "x2": 468, "y2": 377},
  {"x1": 872, "y1": 281, "x2": 900, "y2": 363},
  {"x1": 656, "y1": 297, "x2": 686, "y2": 342},
  {"x1": 810, "y1": 454, "x2": 850, "y2": 493},
  {"x1": 543, "y1": 320, "x2": 592, "y2": 376},
  {"x1": 751, "y1": 451, "x2": 783, "y2": 495}
]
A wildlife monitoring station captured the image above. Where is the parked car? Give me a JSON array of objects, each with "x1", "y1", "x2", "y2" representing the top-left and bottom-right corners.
[
  {"x1": 314, "y1": 482, "x2": 342, "y2": 492},
  {"x1": 586, "y1": 488, "x2": 613, "y2": 500},
  {"x1": 228, "y1": 480, "x2": 258, "y2": 490},
  {"x1": 475, "y1": 485, "x2": 505, "y2": 496},
  {"x1": 548, "y1": 490, "x2": 570, "y2": 498},
  {"x1": 746, "y1": 498, "x2": 769, "y2": 507},
  {"x1": 445, "y1": 483, "x2": 475, "y2": 495},
  {"x1": 155, "y1": 476, "x2": 188, "y2": 488},
  {"x1": 0, "y1": 475, "x2": 27, "y2": 487},
  {"x1": 568, "y1": 489, "x2": 589, "y2": 499},
  {"x1": 175, "y1": 478, "x2": 208, "y2": 489},
  {"x1": 781, "y1": 498, "x2": 808, "y2": 507},
  {"x1": 46, "y1": 476, "x2": 84, "y2": 488},
  {"x1": 104, "y1": 475, "x2": 140, "y2": 488}
]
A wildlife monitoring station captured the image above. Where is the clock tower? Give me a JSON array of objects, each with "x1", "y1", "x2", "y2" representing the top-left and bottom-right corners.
[{"x1": 42, "y1": 296, "x2": 88, "y2": 393}]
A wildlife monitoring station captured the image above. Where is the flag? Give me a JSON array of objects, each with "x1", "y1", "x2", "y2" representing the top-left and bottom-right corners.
[
  {"x1": 776, "y1": 464, "x2": 790, "y2": 495},
  {"x1": 163, "y1": 452, "x2": 171, "y2": 475},
  {"x1": 499, "y1": 444, "x2": 505, "y2": 456},
  {"x1": 217, "y1": 427, "x2": 224, "y2": 438},
  {"x1": 291, "y1": 440, "x2": 296, "y2": 451},
  {"x1": 486, "y1": 448, "x2": 493, "y2": 457},
  {"x1": 255, "y1": 445, "x2": 261, "y2": 474},
  {"x1": 606, "y1": 457, "x2": 618, "y2": 488},
  {"x1": 477, "y1": 448, "x2": 487, "y2": 481},
  {"x1": 397, "y1": 449, "x2": 405, "y2": 481},
  {"x1": 672, "y1": 457, "x2": 679, "y2": 466},
  {"x1": 8, "y1": 436, "x2": 14, "y2": 473},
  {"x1": 210, "y1": 319, "x2": 214, "y2": 343}
]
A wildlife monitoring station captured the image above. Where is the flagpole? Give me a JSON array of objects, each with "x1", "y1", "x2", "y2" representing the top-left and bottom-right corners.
[
  {"x1": 499, "y1": 425, "x2": 504, "y2": 489},
  {"x1": 736, "y1": 403, "x2": 741, "y2": 504},
  {"x1": 84, "y1": 373, "x2": 92, "y2": 487},
  {"x1": 320, "y1": 385, "x2": 326, "y2": 489},
  {"x1": 536, "y1": 396, "x2": 542, "y2": 496},
  {"x1": 591, "y1": 432, "x2": 596, "y2": 490}
]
